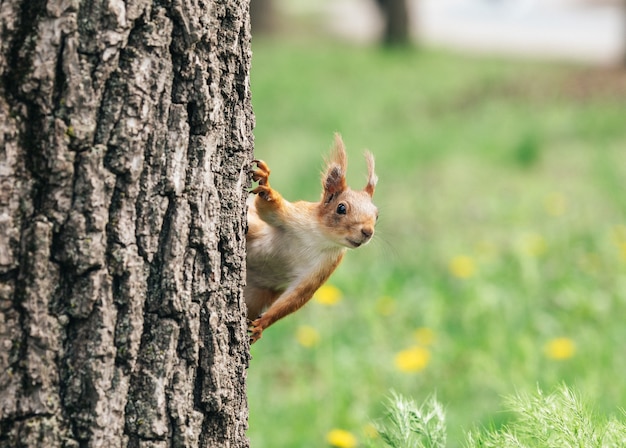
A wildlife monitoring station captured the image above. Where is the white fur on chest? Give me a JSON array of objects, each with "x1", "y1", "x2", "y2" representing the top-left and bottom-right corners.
[{"x1": 246, "y1": 205, "x2": 345, "y2": 292}]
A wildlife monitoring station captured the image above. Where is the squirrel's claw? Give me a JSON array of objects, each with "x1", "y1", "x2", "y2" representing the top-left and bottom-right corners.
[
  {"x1": 250, "y1": 159, "x2": 274, "y2": 201},
  {"x1": 251, "y1": 160, "x2": 270, "y2": 185},
  {"x1": 250, "y1": 184, "x2": 274, "y2": 201},
  {"x1": 248, "y1": 319, "x2": 263, "y2": 344},
  {"x1": 252, "y1": 159, "x2": 270, "y2": 172}
]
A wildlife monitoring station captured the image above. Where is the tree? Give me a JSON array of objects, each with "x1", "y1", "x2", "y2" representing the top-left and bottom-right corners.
[
  {"x1": 375, "y1": 0, "x2": 412, "y2": 46},
  {"x1": 250, "y1": 0, "x2": 279, "y2": 35},
  {"x1": 0, "y1": 0, "x2": 253, "y2": 446}
]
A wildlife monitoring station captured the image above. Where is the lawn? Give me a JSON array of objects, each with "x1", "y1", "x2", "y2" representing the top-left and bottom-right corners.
[{"x1": 246, "y1": 38, "x2": 626, "y2": 447}]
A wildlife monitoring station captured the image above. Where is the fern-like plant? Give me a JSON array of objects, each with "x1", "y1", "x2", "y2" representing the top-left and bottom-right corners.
[
  {"x1": 372, "y1": 391, "x2": 447, "y2": 448},
  {"x1": 466, "y1": 385, "x2": 626, "y2": 448},
  {"x1": 371, "y1": 386, "x2": 626, "y2": 448}
]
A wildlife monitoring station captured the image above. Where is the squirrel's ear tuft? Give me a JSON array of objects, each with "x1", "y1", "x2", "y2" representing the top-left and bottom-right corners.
[
  {"x1": 322, "y1": 134, "x2": 348, "y2": 202},
  {"x1": 363, "y1": 151, "x2": 377, "y2": 197},
  {"x1": 329, "y1": 133, "x2": 348, "y2": 173}
]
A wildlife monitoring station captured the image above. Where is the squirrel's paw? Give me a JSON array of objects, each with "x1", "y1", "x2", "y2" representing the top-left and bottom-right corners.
[
  {"x1": 248, "y1": 318, "x2": 264, "y2": 344},
  {"x1": 251, "y1": 184, "x2": 275, "y2": 202},
  {"x1": 250, "y1": 160, "x2": 276, "y2": 202},
  {"x1": 251, "y1": 160, "x2": 270, "y2": 185}
]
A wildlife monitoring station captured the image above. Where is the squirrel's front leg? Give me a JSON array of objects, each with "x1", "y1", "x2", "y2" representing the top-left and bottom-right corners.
[
  {"x1": 248, "y1": 254, "x2": 344, "y2": 344},
  {"x1": 249, "y1": 283, "x2": 317, "y2": 344},
  {"x1": 251, "y1": 160, "x2": 287, "y2": 221}
]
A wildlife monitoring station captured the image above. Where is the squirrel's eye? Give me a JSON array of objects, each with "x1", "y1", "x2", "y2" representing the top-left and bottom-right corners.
[{"x1": 336, "y1": 203, "x2": 347, "y2": 215}]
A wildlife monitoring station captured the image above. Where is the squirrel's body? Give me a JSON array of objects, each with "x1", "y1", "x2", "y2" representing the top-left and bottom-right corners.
[
  {"x1": 246, "y1": 199, "x2": 345, "y2": 319},
  {"x1": 246, "y1": 134, "x2": 378, "y2": 343}
]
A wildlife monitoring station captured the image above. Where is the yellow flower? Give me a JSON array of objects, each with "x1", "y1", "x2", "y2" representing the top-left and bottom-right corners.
[
  {"x1": 612, "y1": 225, "x2": 626, "y2": 240},
  {"x1": 449, "y1": 255, "x2": 476, "y2": 279},
  {"x1": 475, "y1": 240, "x2": 498, "y2": 261},
  {"x1": 394, "y1": 346, "x2": 431, "y2": 373},
  {"x1": 544, "y1": 192, "x2": 566, "y2": 217},
  {"x1": 375, "y1": 296, "x2": 396, "y2": 316},
  {"x1": 518, "y1": 232, "x2": 547, "y2": 257},
  {"x1": 544, "y1": 337, "x2": 576, "y2": 360},
  {"x1": 413, "y1": 327, "x2": 435, "y2": 346},
  {"x1": 362, "y1": 423, "x2": 378, "y2": 439},
  {"x1": 577, "y1": 253, "x2": 602, "y2": 274},
  {"x1": 326, "y1": 428, "x2": 358, "y2": 448},
  {"x1": 314, "y1": 284, "x2": 342, "y2": 306},
  {"x1": 610, "y1": 226, "x2": 626, "y2": 261},
  {"x1": 296, "y1": 325, "x2": 320, "y2": 348}
]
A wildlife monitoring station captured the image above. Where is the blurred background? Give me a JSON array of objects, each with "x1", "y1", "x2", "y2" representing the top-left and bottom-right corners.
[{"x1": 247, "y1": 1, "x2": 626, "y2": 447}]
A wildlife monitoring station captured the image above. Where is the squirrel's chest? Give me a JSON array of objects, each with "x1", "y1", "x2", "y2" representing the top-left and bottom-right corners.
[{"x1": 246, "y1": 223, "x2": 343, "y2": 291}]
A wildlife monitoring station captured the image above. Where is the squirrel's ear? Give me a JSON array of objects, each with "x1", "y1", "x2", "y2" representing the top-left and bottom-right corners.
[
  {"x1": 322, "y1": 133, "x2": 348, "y2": 203},
  {"x1": 363, "y1": 150, "x2": 377, "y2": 197}
]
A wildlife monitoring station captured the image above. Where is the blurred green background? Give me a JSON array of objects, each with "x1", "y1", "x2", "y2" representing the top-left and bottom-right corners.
[{"x1": 246, "y1": 17, "x2": 626, "y2": 446}]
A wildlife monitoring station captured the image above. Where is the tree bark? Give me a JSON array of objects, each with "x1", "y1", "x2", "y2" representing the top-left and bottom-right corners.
[{"x1": 0, "y1": 0, "x2": 253, "y2": 446}]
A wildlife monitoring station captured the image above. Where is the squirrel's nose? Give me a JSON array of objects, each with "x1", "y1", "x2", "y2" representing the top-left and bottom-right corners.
[{"x1": 361, "y1": 227, "x2": 374, "y2": 239}]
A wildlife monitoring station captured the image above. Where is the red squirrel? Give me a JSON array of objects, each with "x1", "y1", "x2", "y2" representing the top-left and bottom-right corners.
[{"x1": 245, "y1": 133, "x2": 378, "y2": 343}]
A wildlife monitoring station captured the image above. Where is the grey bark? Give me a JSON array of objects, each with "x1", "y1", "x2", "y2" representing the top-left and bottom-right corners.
[{"x1": 0, "y1": 0, "x2": 253, "y2": 447}]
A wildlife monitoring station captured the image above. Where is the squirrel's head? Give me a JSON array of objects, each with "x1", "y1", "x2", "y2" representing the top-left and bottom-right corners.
[{"x1": 318, "y1": 133, "x2": 378, "y2": 249}]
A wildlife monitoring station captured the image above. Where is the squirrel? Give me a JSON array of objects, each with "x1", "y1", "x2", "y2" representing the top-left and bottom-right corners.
[{"x1": 245, "y1": 133, "x2": 378, "y2": 343}]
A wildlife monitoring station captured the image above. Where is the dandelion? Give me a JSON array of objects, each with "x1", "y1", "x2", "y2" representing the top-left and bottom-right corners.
[
  {"x1": 296, "y1": 325, "x2": 320, "y2": 348},
  {"x1": 610, "y1": 225, "x2": 626, "y2": 261},
  {"x1": 578, "y1": 253, "x2": 602, "y2": 274},
  {"x1": 414, "y1": 327, "x2": 435, "y2": 346},
  {"x1": 314, "y1": 284, "x2": 342, "y2": 306},
  {"x1": 475, "y1": 239, "x2": 498, "y2": 261},
  {"x1": 610, "y1": 224, "x2": 626, "y2": 242},
  {"x1": 394, "y1": 346, "x2": 431, "y2": 373},
  {"x1": 375, "y1": 296, "x2": 396, "y2": 316},
  {"x1": 620, "y1": 242, "x2": 626, "y2": 261},
  {"x1": 448, "y1": 255, "x2": 476, "y2": 279},
  {"x1": 544, "y1": 337, "x2": 576, "y2": 360},
  {"x1": 518, "y1": 232, "x2": 547, "y2": 257},
  {"x1": 326, "y1": 428, "x2": 358, "y2": 448},
  {"x1": 362, "y1": 423, "x2": 378, "y2": 439},
  {"x1": 544, "y1": 192, "x2": 566, "y2": 217}
]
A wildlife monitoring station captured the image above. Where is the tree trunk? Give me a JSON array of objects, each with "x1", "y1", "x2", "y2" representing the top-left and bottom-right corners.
[
  {"x1": 250, "y1": 0, "x2": 278, "y2": 35},
  {"x1": 623, "y1": 0, "x2": 626, "y2": 65},
  {"x1": 375, "y1": 0, "x2": 412, "y2": 46},
  {"x1": 0, "y1": 0, "x2": 253, "y2": 446}
]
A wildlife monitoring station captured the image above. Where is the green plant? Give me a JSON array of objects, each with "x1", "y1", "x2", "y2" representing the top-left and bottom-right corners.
[
  {"x1": 373, "y1": 391, "x2": 446, "y2": 448},
  {"x1": 373, "y1": 387, "x2": 626, "y2": 448},
  {"x1": 466, "y1": 385, "x2": 626, "y2": 448}
]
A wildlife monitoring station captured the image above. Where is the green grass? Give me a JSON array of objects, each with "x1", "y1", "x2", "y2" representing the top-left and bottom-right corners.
[
  {"x1": 374, "y1": 391, "x2": 447, "y2": 448},
  {"x1": 373, "y1": 387, "x2": 626, "y2": 448},
  {"x1": 247, "y1": 38, "x2": 626, "y2": 447}
]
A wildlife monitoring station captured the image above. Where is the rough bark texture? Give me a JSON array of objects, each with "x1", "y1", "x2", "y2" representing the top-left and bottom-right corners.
[{"x1": 0, "y1": 0, "x2": 253, "y2": 446}]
